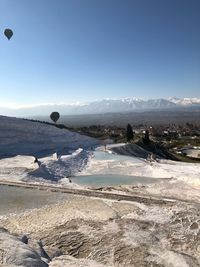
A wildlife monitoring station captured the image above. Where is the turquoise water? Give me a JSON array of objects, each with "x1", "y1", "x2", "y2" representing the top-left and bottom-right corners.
[
  {"x1": 94, "y1": 151, "x2": 142, "y2": 162},
  {"x1": 72, "y1": 151, "x2": 156, "y2": 186},
  {"x1": 0, "y1": 185, "x2": 71, "y2": 216},
  {"x1": 72, "y1": 174, "x2": 157, "y2": 187},
  {"x1": 74, "y1": 151, "x2": 155, "y2": 186},
  {"x1": 0, "y1": 152, "x2": 156, "y2": 215}
]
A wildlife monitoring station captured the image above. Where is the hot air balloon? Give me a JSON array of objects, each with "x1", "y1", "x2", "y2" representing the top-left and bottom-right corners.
[
  {"x1": 50, "y1": 112, "x2": 60, "y2": 123},
  {"x1": 4, "y1": 28, "x2": 13, "y2": 40}
]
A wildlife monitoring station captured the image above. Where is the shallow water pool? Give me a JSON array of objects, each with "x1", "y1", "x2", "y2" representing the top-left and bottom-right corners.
[
  {"x1": 94, "y1": 151, "x2": 142, "y2": 162},
  {"x1": 72, "y1": 174, "x2": 157, "y2": 187},
  {"x1": 0, "y1": 185, "x2": 71, "y2": 216}
]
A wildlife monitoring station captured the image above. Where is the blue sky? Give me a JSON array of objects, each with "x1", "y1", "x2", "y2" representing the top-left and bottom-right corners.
[{"x1": 0, "y1": 0, "x2": 200, "y2": 106}]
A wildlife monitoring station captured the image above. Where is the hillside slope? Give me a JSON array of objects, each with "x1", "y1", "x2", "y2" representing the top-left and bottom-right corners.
[
  {"x1": 0, "y1": 116, "x2": 100, "y2": 182},
  {"x1": 0, "y1": 116, "x2": 99, "y2": 158}
]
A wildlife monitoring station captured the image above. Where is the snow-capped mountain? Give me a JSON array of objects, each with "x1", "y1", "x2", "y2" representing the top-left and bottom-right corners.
[
  {"x1": 0, "y1": 97, "x2": 200, "y2": 117},
  {"x1": 92, "y1": 98, "x2": 176, "y2": 112},
  {"x1": 169, "y1": 97, "x2": 200, "y2": 106}
]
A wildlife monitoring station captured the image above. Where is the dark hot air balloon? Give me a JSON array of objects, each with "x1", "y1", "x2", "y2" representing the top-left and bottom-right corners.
[
  {"x1": 4, "y1": 28, "x2": 13, "y2": 40},
  {"x1": 50, "y1": 112, "x2": 60, "y2": 123}
]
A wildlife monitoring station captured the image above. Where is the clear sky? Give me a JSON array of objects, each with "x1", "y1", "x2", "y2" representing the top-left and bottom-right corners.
[{"x1": 0, "y1": 0, "x2": 200, "y2": 107}]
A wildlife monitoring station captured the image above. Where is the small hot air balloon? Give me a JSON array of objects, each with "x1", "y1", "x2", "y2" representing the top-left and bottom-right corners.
[
  {"x1": 50, "y1": 112, "x2": 60, "y2": 123},
  {"x1": 4, "y1": 28, "x2": 13, "y2": 40}
]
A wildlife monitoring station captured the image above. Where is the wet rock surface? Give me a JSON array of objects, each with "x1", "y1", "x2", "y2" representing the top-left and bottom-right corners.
[{"x1": 1, "y1": 196, "x2": 200, "y2": 266}]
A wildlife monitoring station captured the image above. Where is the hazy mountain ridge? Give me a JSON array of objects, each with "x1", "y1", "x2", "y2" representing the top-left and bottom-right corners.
[
  {"x1": 169, "y1": 97, "x2": 200, "y2": 105},
  {"x1": 1, "y1": 97, "x2": 200, "y2": 116}
]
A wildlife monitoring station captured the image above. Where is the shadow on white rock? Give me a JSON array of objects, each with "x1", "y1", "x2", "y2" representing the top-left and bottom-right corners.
[{"x1": 0, "y1": 228, "x2": 48, "y2": 267}]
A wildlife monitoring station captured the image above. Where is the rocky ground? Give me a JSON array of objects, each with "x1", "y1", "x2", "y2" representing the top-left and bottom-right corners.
[{"x1": 1, "y1": 194, "x2": 200, "y2": 267}]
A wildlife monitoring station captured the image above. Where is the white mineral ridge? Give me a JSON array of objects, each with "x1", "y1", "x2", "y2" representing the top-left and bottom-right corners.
[
  {"x1": 0, "y1": 228, "x2": 47, "y2": 267},
  {"x1": 0, "y1": 115, "x2": 99, "y2": 182},
  {"x1": 0, "y1": 115, "x2": 99, "y2": 158},
  {"x1": 49, "y1": 255, "x2": 107, "y2": 267}
]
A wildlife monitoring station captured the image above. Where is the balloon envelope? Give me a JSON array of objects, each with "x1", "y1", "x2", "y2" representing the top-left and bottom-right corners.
[
  {"x1": 4, "y1": 28, "x2": 13, "y2": 40},
  {"x1": 50, "y1": 112, "x2": 60, "y2": 123}
]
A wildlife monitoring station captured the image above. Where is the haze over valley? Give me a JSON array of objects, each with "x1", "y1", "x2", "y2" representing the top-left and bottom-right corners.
[{"x1": 1, "y1": 97, "x2": 200, "y2": 117}]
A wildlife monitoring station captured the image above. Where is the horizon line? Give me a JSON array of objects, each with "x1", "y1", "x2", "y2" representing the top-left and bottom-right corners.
[{"x1": 0, "y1": 96, "x2": 200, "y2": 109}]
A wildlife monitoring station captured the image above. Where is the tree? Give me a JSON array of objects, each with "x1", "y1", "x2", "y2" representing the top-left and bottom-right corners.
[
  {"x1": 126, "y1": 124, "x2": 134, "y2": 142},
  {"x1": 143, "y1": 130, "x2": 150, "y2": 144}
]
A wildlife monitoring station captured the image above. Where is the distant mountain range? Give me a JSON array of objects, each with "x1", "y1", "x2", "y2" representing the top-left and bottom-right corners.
[
  {"x1": 1, "y1": 97, "x2": 200, "y2": 117},
  {"x1": 168, "y1": 97, "x2": 200, "y2": 106}
]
